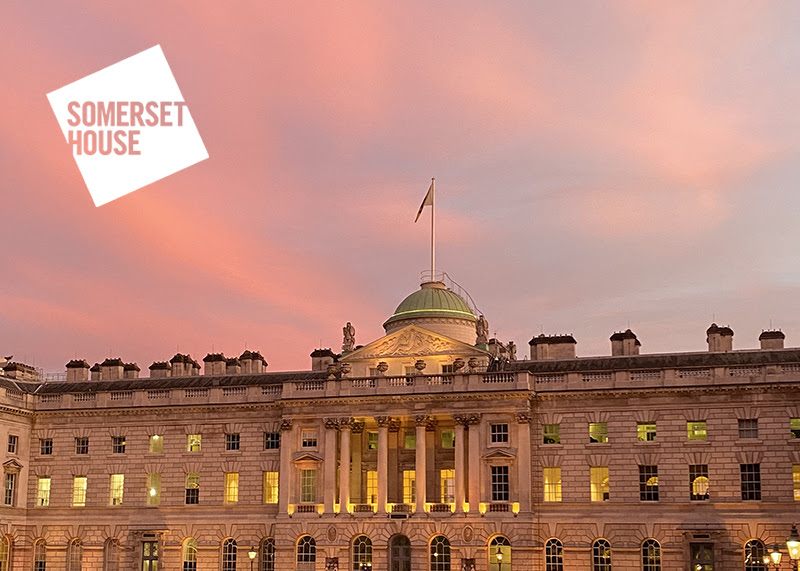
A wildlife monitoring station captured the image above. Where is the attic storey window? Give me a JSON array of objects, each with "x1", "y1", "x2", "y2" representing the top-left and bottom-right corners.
[
  {"x1": 589, "y1": 423, "x2": 608, "y2": 443},
  {"x1": 75, "y1": 437, "x2": 89, "y2": 455}
]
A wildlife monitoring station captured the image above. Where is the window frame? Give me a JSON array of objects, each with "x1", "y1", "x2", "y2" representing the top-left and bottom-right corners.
[
  {"x1": 263, "y1": 432, "x2": 280, "y2": 450},
  {"x1": 39, "y1": 438, "x2": 53, "y2": 456},
  {"x1": 490, "y1": 423, "x2": 509, "y2": 444},
  {"x1": 36, "y1": 476, "x2": 51, "y2": 507},
  {"x1": 740, "y1": 463, "x2": 761, "y2": 501},
  {"x1": 689, "y1": 464, "x2": 709, "y2": 501},
  {"x1": 687, "y1": 421, "x2": 707, "y2": 441},
  {"x1": 111, "y1": 436, "x2": 126, "y2": 454},
  {"x1": 490, "y1": 465, "x2": 510, "y2": 502},
  {"x1": 642, "y1": 539, "x2": 661, "y2": 571},
  {"x1": 185, "y1": 472, "x2": 200, "y2": 504},
  {"x1": 588, "y1": 422, "x2": 608, "y2": 444},
  {"x1": 636, "y1": 422, "x2": 657, "y2": 442},
  {"x1": 545, "y1": 538, "x2": 563, "y2": 571},
  {"x1": 543, "y1": 424, "x2": 561, "y2": 445},
  {"x1": 592, "y1": 539, "x2": 612, "y2": 571},
  {"x1": 590, "y1": 466, "x2": 609, "y2": 502},
  {"x1": 543, "y1": 467, "x2": 562, "y2": 502},
  {"x1": 639, "y1": 465, "x2": 659, "y2": 502},
  {"x1": 738, "y1": 419, "x2": 759, "y2": 439},
  {"x1": 225, "y1": 433, "x2": 240, "y2": 451},
  {"x1": 221, "y1": 538, "x2": 237, "y2": 571}
]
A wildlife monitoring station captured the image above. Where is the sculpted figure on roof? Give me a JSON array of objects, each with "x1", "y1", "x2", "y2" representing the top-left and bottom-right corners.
[
  {"x1": 342, "y1": 322, "x2": 356, "y2": 353},
  {"x1": 476, "y1": 315, "x2": 489, "y2": 346}
]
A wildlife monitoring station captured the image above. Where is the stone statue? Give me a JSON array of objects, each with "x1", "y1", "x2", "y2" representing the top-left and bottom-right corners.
[
  {"x1": 507, "y1": 341, "x2": 517, "y2": 361},
  {"x1": 0, "y1": 356, "x2": 12, "y2": 376},
  {"x1": 476, "y1": 315, "x2": 489, "y2": 345},
  {"x1": 342, "y1": 322, "x2": 356, "y2": 353}
]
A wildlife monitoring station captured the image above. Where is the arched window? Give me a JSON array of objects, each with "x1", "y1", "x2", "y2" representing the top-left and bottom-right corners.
[
  {"x1": 489, "y1": 536, "x2": 510, "y2": 571},
  {"x1": 352, "y1": 536, "x2": 372, "y2": 571},
  {"x1": 222, "y1": 539, "x2": 237, "y2": 571},
  {"x1": 545, "y1": 538, "x2": 563, "y2": 571},
  {"x1": 67, "y1": 539, "x2": 82, "y2": 571},
  {"x1": 744, "y1": 540, "x2": 766, "y2": 571},
  {"x1": 592, "y1": 539, "x2": 612, "y2": 571},
  {"x1": 183, "y1": 538, "x2": 198, "y2": 571},
  {"x1": 642, "y1": 539, "x2": 661, "y2": 571},
  {"x1": 297, "y1": 536, "x2": 315, "y2": 570},
  {"x1": 0, "y1": 536, "x2": 10, "y2": 571},
  {"x1": 260, "y1": 538, "x2": 275, "y2": 571},
  {"x1": 389, "y1": 535, "x2": 411, "y2": 571},
  {"x1": 33, "y1": 540, "x2": 46, "y2": 571},
  {"x1": 103, "y1": 538, "x2": 119, "y2": 571},
  {"x1": 430, "y1": 536, "x2": 451, "y2": 571}
]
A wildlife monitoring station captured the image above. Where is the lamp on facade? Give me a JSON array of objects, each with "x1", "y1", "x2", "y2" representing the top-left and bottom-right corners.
[
  {"x1": 248, "y1": 546, "x2": 256, "y2": 571},
  {"x1": 787, "y1": 524, "x2": 800, "y2": 570},
  {"x1": 769, "y1": 544, "x2": 783, "y2": 568},
  {"x1": 496, "y1": 546, "x2": 503, "y2": 571}
]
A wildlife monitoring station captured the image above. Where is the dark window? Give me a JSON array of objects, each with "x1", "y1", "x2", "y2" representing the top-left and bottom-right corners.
[
  {"x1": 545, "y1": 538, "x2": 563, "y2": 571},
  {"x1": 261, "y1": 538, "x2": 275, "y2": 571},
  {"x1": 7, "y1": 436, "x2": 17, "y2": 454},
  {"x1": 741, "y1": 464, "x2": 761, "y2": 500},
  {"x1": 430, "y1": 535, "x2": 450, "y2": 571},
  {"x1": 75, "y1": 437, "x2": 89, "y2": 455},
  {"x1": 111, "y1": 436, "x2": 125, "y2": 454},
  {"x1": 142, "y1": 541, "x2": 158, "y2": 571},
  {"x1": 738, "y1": 419, "x2": 759, "y2": 439},
  {"x1": 222, "y1": 539, "x2": 236, "y2": 571},
  {"x1": 491, "y1": 466, "x2": 510, "y2": 502},
  {"x1": 297, "y1": 536, "x2": 315, "y2": 563},
  {"x1": 744, "y1": 539, "x2": 766, "y2": 571},
  {"x1": 642, "y1": 539, "x2": 661, "y2": 571},
  {"x1": 352, "y1": 535, "x2": 372, "y2": 571},
  {"x1": 40, "y1": 439, "x2": 53, "y2": 455},
  {"x1": 592, "y1": 539, "x2": 612, "y2": 571},
  {"x1": 3, "y1": 474, "x2": 15, "y2": 506},
  {"x1": 639, "y1": 465, "x2": 659, "y2": 501},
  {"x1": 490, "y1": 424, "x2": 509, "y2": 444},
  {"x1": 689, "y1": 464, "x2": 709, "y2": 501},
  {"x1": 33, "y1": 540, "x2": 46, "y2": 571},
  {"x1": 264, "y1": 432, "x2": 280, "y2": 450},
  {"x1": 225, "y1": 433, "x2": 240, "y2": 451}
]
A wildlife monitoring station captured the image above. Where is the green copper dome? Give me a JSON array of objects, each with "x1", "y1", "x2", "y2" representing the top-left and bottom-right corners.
[{"x1": 383, "y1": 281, "x2": 476, "y2": 330}]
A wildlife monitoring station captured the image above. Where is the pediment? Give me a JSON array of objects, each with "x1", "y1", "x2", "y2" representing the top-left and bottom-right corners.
[
  {"x1": 2, "y1": 459, "x2": 22, "y2": 473},
  {"x1": 342, "y1": 325, "x2": 488, "y2": 361},
  {"x1": 481, "y1": 449, "x2": 516, "y2": 460},
  {"x1": 292, "y1": 452, "x2": 323, "y2": 464}
]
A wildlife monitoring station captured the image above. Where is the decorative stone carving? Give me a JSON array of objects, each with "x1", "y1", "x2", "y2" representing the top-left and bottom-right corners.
[
  {"x1": 453, "y1": 414, "x2": 470, "y2": 426},
  {"x1": 376, "y1": 361, "x2": 389, "y2": 374},
  {"x1": 361, "y1": 328, "x2": 464, "y2": 358},
  {"x1": 452, "y1": 358, "x2": 465, "y2": 371},
  {"x1": 516, "y1": 411, "x2": 532, "y2": 424},
  {"x1": 279, "y1": 419, "x2": 293, "y2": 432},
  {"x1": 350, "y1": 421, "x2": 365, "y2": 434},
  {"x1": 342, "y1": 322, "x2": 356, "y2": 353},
  {"x1": 415, "y1": 415, "x2": 437, "y2": 431},
  {"x1": 327, "y1": 364, "x2": 338, "y2": 379},
  {"x1": 466, "y1": 413, "x2": 481, "y2": 425},
  {"x1": 467, "y1": 357, "x2": 479, "y2": 371},
  {"x1": 327, "y1": 526, "x2": 338, "y2": 542},
  {"x1": 388, "y1": 418, "x2": 402, "y2": 432},
  {"x1": 338, "y1": 417, "x2": 353, "y2": 429},
  {"x1": 340, "y1": 362, "x2": 352, "y2": 376},
  {"x1": 414, "y1": 359, "x2": 427, "y2": 373},
  {"x1": 324, "y1": 418, "x2": 339, "y2": 429},
  {"x1": 462, "y1": 525, "x2": 474, "y2": 543},
  {"x1": 325, "y1": 556, "x2": 339, "y2": 571},
  {"x1": 476, "y1": 315, "x2": 489, "y2": 345},
  {"x1": 508, "y1": 341, "x2": 517, "y2": 361},
  {"x1": 374, "y1": 416, "x2": 392, "y2": 427}
]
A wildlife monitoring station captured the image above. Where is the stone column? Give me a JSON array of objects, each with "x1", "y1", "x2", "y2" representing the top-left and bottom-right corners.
[
  {"x1": 323, "y1": 418, "x2": 338, "y2": 514},
  {"x1": 350, "y1": 421, "x2": 364, "y2": 503},
  {"x1": 466, "y1": 413, "x2": 481, "y2": 512},
  {"x1": 375, "y1": 416, "x2": 391, "y2": 514},
  {"x1": 454, "y1": 415, "x2": 468, "y2": 513},
  {"x1": 414, "y1": 415, "x2": 430, "y2": 513},
  {"x1": 278, "y1": 419, "x2": 293, "y2": 513},
  {"x1": 338, "y1": 417, "x2": 352, "y2": 513},
  {"x1": 516, "y1": 411, "x2": 532, "y2": 513}
]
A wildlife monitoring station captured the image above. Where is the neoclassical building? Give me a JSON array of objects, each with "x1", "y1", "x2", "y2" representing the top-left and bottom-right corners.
[{"x1": 0, "y1": 276, "x2": 799, "y2": 570}]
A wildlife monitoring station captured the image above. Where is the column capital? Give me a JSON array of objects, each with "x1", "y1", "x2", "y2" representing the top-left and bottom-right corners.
[
  {"x1": 338, "y1": 417, "x2": 354, "y2": 429},
  {"x1": 453, "y1": 414, "x2": 470, "y2": 427},
  {"x1": 415, "y1": 415, "x2": 437, "y2": 431},
  {"x1": 324, "y1": 418, "x2": 339, "y2": 430},
  {"x1": 516, "y1": 411, "x2": 533, "y2": 424},
  {"x1": 388, "y1": 418, "x2": 402, "y2": 432},
  {"x1": 374, "y1": 415, "x2": 392, "y2": 428},
  {"x1": 466, "y1": 413, "x2": 481, "y2": 426},
  {"x1": 350, "y1": 421, "x2": 365, "y2": 434},
  {"x1": 279, "y1": 419, "x2": 293, "y2": 431}
]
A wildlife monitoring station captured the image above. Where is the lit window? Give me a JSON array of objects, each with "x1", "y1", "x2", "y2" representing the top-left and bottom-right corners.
[
  {"x1": 75, "y1": 437, "x2": 89, "y2": 455},
  {"x1": 225, "y1": 433, "x2": 240, "y2": 451},
  {"x1": 792, "y1": 418, "x2": 800, "y2": 439},
  {"x1": 3, "y1": 474, "x2": 14, "y2": 506},
  {"x1": 111, "y1": 436, "x2": 126, "y2": 454},
  {"x1": 689, "y1": 464, "x2": 709, "y2": 500},
  {"x1": 67, "y1": 539, "x2": 82, "y2": 571},
  {"x1": 39, "y1": 439, "x2": 53, "y2": 455},
  {"x1": 148, "y1": 435, "x2": 163, "y2": 453},
  {"x1": 738, "y1": 419, "x2": 759, "y2": 439},
  {"x1": 33, "y1": 540, "x2": 46, "y2": 571},
  {"x1": 642, "y1": 539, "x2": 661, "y2": 571},
  {"x1": 740, "y1": 464, "x2": 761, "y2": 501},
  {"x1": 793, "y1": 465, "x2": 800, "y2": 501},
  {"x1": 0, "y1": 536, "x2": 10, "y2": 571},
  {"x1": 6, "y1": 436, "x2": 17, "y2": 455},
  {"x1": 297, "y1": 535, "x2": 315, "y2": 564},
  {"x1": 402, "y1": 470, "x2": 416, "y2": 504},
  {"x1": 490, "y1": 424, "x2": 509, "y2": 444},
  {"x1": 301, "y1": 429, "x2": 317, "y2": 448},
  {"x1": 187, "y1": 434, "x2": 201, "y2": 452},
  {"x1": 109, "y1": 474, "x2": 124, "y2": 506},
  {"x1": 592, "y1": 539, "x2": 612, "y2": 571},
  {"x1": 366, "y1": 470, "x2": 377, "y2": 504},
  {"x1": 260, "y1": 538, "x2": 275, "y2": 571},
  {"x1": 185, "y1": 472, "x2": 199, "y2": 504},
  {"x1": 142, "y1": 541, "x2": 158, "y2": 571},
  {"x1": 543, "y1": 467, "x2": 561, "y2": 502},
  {"x1": 590, "y1": 466, "x2": 609, "y2": 502},
  {"x1": 146, "y1": 473, "x2": 161, "y2": 506},
  {"x1": 353, "y1": 536, "x2": 373, "y2": 570},
  {"x1": 639, "y1": 466, "x2": 659, "y2": 501},
  {"x1": 224, "y1": 472, "x2": 239, "y2": 504},
  {"x1": 637, "y1": 423, "x2": 656, "y2": 442},
  {"x1": 491, "y1": 466, "x2": 510, "y2": 502},
  {"x1": 489, "y1": 536, "x2": 511, "y2": 571},
  {"x1": 441, "y1": 430, "x2": 455, "y2": 448},
  {"x1": 36, "y1": 477, "x2": 51, "y2": 507},
  {"x1": 744, "y1": 539, "x2": 766, "y2": 571},
  {"x1": 404, "y1": 431, "x2": 416, "y2": 449},
  {"x1": 72, "y1": 477, "x2": 87, "y2": 507},
  {"x1": 687, "y1": 421, "x2": 707, "y2": 440},
  {"x1": 545, "y1": 538, "x2": 563, "y2": 571},
  {"x1": 264, "y1": 432, "x2": 280, "y2": 450},
  {"x1": 589, "y1": 423, "x2": 608, "y2": 443},
  {"x1": 263, "y1": 471, "x2": 278, "y2": 504},
  {"x1": 430, "y1": 536, "x2": 450, "y2": 571},
  {"x1": 543, "y1": 424, "x2": 560, "y2": 444},
  {"x1": 183, "y1": 538, "x2": 197, "y2": 571},
  {"x1": 300, "y1": 469, "x2": 316, "y2": 503},
  {"x1": 221, "y1": 539, "x2": 236, "y2": 571},
  {"x1": 367, "y1": 432, "x2": 378, "y2": 450},
  {"x1": 440, "y1": 469, "x2": 455, "y2": 503}
]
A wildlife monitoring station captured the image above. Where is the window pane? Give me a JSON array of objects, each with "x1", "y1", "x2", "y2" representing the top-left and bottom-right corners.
[
  {"x1": 149, "y1": 435, "x2": 163, "y2": 453},
  {"x1": 543, "y1": 467, "x2": 561, "y2": 502},
  {"x1": 738, "y1": 419, "x2": 759, "y2": 439},
  {"x1": 146, "y1": 473, "x2": 161, "y2": 506},
  {"x1": 441, "y1": 430, "x2": 455, "y2": 448},
  {"x1": 402, "y1": 470, "x2": 415, "y2": 504},
  {"x1": 224, "y1": 473, "x2": 239, "y2": 504},
  {"x1": 73, "y1": 477, "x2": 87, "y2": 507},
  {"x1": 440, "y1": 469, "x2": 455, "y2": 503},
  {"x1": 109, "y1": 474, "x2": 124, "y2": 506},
  {"x1": 637, "y1": 423, "x2": 656, "y2": 442},
  {"x1": 642, "y1": 539, "x2": 661, "y2": 571},
  {"x1": 543, "y1": 424, "x2": 560, "y2": 444},
  {"x1": 300, "y1": 469, "x2": 317, "y2": 503},
  {"x1": 37, "y1": 477, "x2": 51, "y2": 507},
  {"x1": 490, "y1": 424, "x2": 509, "y2": 443},
  {"x1": 263, "y1": 471, "x2": 278, "y2": 504},
  {"x1": 689, "y1": 465, "x2": 709, "y2": 500},
  {"x1": 590, "y1": 467, "x2": 609, "y2": 502},
  {"x1": 545, "y1": 538, "x2": 563, "y2": 571},
  {"x1": 592, "y1": 539, "x2": 612, "y2": 571},
  {"x1": 589, "y1": 423, "x2": 608, "y2": 443},
  {"x1": 639, "y1": 466, "x2": 659, "y2": 501},
  {"x1": 187, "y1": 434, "x2": 201, "y2": 452},
  {"x1": 491, "y1": 466, "x2": 510, "y2": 502},
  {"x1": 740, "y1": 464, "x2": 761, "y2": 500},
  {"x1": 366, "y1": 471, "x2": 377, "y2": 504},
  {"x1": 687, "y1": 421, "x2": 707, "y2": 440}
]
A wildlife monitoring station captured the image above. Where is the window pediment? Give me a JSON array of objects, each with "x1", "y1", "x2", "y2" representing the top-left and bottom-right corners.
[{"x1": 2, "y1": 459, "x2": 22, "y2": 474}]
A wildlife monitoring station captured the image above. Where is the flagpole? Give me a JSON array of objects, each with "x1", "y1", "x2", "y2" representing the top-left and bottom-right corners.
[{"x1": 430, "y1": 177, "x2": 435, "y2": 279}]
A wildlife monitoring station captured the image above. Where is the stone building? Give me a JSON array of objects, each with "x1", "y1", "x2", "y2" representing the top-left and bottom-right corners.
[{"x1": 0, "y1": 277, "x2": 798, "y2": 571}]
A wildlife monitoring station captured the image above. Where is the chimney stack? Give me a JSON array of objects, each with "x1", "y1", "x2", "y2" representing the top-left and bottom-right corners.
[
  {"x1": 66, "y1": 359, "x2": 90, "y2": 382},
  {"x1": 225, "y1": 357, "x2": 241, "y2": 374},
  {"x1": 529, "y1": 334, "x2": 577, "y2": 360},
  {"x1": 123, "y1": 363, "x2": 140, "y2": 379},
  {"x1": 310, "y1": 349, "x2": 337, "y2": 372},
  {"x1": 706, "y1": 323, "x2": 734, "y2": 352},
  {"x1": 203, "y1": 353, "x2": 227, "y2": 375},
  {"x1": 100, "y1": 358, "x2": 124, "y2": 380},
  {"x1": 759, "y1": 330, "x2": 785, "y2": 350},
  {"x1": 149, "y1": 361, "x2": 171, "y2": 378},
  {"x1": 90, "y1": 363, "x2": 102, "y2": 381},
  {"x1": 610, "y1": 329, "x2": 640, "y2": 356}
]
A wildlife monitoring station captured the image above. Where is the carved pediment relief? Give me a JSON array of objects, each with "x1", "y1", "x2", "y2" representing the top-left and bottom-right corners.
[
  {"x1": 2, "y1": 459, "x2": 22, "y2": 474},
  {"x1": 481, "y1": 449, "x2": 516, "y2": 461},
  {"x1": 343, "y1": 325, "x2": 487, "y2": 361},
  {"x1": 292, "y1": 452, "x2": 323, "y2": 464}
]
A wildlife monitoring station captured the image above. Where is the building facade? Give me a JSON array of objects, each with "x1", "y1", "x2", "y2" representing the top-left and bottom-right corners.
[{"x1": 0, "y1": 278, "x2": 798, "y2": 570}]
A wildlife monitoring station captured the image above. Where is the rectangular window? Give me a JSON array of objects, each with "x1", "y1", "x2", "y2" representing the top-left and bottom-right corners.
[
  {"x1": 301, "y1": 429, "x2": 318, "y2": 448},
  {"x1": 738, "y1": 419, "x2": 758, "y2": 439},
  {"x1": 740, "y1": 463, "x2": 761, "y2": 500},
  {"x1": 402, "y1": 469, "x2": 416, "y2": 504},
  {"x1": 639, "y1": 465, "x2": 659, "y2": 501},
  {"x1": 36, "y1": 477, "x2": 51, "y2": 507},
  {"x1": 689, "y1": 464, "x2": 709, "y2": 500},
  {"x1": 109, "y1": 474, "x2": 124, "y2": 505},
  {"x1": 590, "y1": 466, "x2": 609, "y2": 501},
  {"x1": 187, "y1": 434, "x2": 201, "y2": 452},
  {"x1": 263, "y1": 471, "x2": 278, "y2": 504},
  {"x1": 637, "y1": 423, "x2": 657, "y2": 442},
  {"x1": 543, "y1": 467, "x2": 562, "y2": 502},
  {"x1": 589, "y1": 422, "x2": 608, "y2": 443},
  {"x1": 112, "y1": 436, "x2": 126, "y2": 454},
  {"x1": 791, "y1": 418, "x2": 800, "y2": 439},
  {"x1": 794, "y1": 465, "x2": 800, "y2": 501},
  {"x1": 7, "y1": 435, "x2": 17, "y2": 454},
  {"x1": 142, "y1": 541, "x2": 158, "y2": 571},
  {"x1": 3, "y1": 473, "x2": 14, "y2": 506},
  {"x1": 264, "y1": 432, "x2": 280, "y2": 450},
  {"x1": 224, "y1": 472, "x2": 239, "y2": 504},
  {"x1": 75, "y1": 437, "x2": 89, "y2": 455},
  {"x1": 442, "y1": 364, "x2": 455, "y2": 374},
  {"x1": 440, "y1": 469, "x2": 455, "y2": 503},
  {"x1": 404, "y1": 431, "x2": 416, "y2": 449},
  {"x1": 366, "y1": 470, "x2": 377, "y2": 504},
  {"x1": 72, "y1": 476, "x2": 87, "y2": 507},
  {"x1": 149, "y1": 434, "x2": 163, "y2": 453},
  {"x1": 225, "y1": 433, "x2": 240, "y2": 451},
  {"x1": 146, "y1": 473, "x2": 161, "y2": 506},
  {"x1": 543, "y1": 424, "x2": 561, "y2": 444},
  {"x1": 367, "y1": 432, "x2": 378, "y2": 450},
  {"x1": 185, "y1": 472, "x2": 200, "y2": 504},
  {"x1": 687, "y1": 421, "x2": 707, "y2": 440},
  {"x1": 300, "y1": 469, "x2": 317, "y2": 503},
  {"x1": 441, "y1": 430, "x2": 455, "y2": 448},
  {"x1": 491, "y1": 465, "x2": 510, "y2": 502},
  {"x1": 490, "y1": 423, "x2": 509, "y2": 443},
  {"x1": 40, "y1": 438, "x2": 53, "y2": 455}
]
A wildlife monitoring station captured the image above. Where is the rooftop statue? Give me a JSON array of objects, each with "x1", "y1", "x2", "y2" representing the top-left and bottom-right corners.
[
  {"x1": 508, "y1": 341, "x2": 517, "y2": 361},
  {"x1": 342, "y1": 322, "x2": 356, "y2": 353},
  {"x1": 0, "y1": 355, "x2": 12, "y2": 376},
  {"x1": 476, "y1": 315, "x2": 489, "y2": 346}
]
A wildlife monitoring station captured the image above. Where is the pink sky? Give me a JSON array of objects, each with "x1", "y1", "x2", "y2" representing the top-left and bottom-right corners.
[{"x1": 2, "y1": 2, "x2": 800, "y2": 372}]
